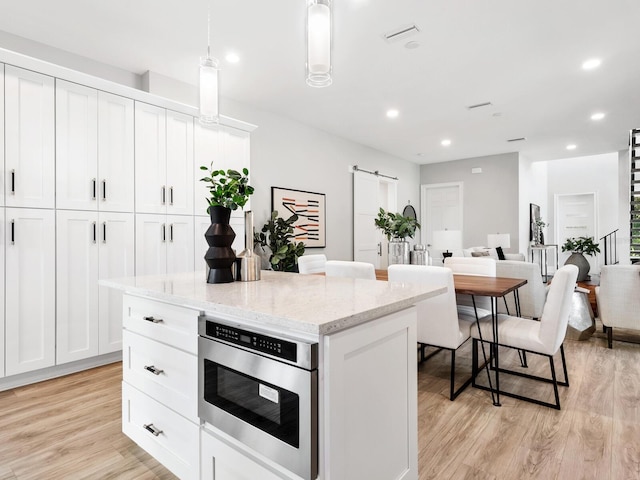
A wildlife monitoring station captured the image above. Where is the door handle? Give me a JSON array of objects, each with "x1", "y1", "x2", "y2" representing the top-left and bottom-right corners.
[
  {"x1": 144, "y1": 365, "x2": 164, "y2": 376},
  {"x1": 377, "y1": 242, "x2": 382, "y2": 256},
  {"x1": 11, "y1": 169, "x2": 15, "y2": 194},
  {"x1": 143, "y1": 423, "x2": 163, "y2": 437},
  {"x1": 169, "y1": 186, "x2": 174, "y2": 206},
  {"x1": 10, "y1": 220, "x2": 15, "y2": 244},
  {"x1": 143, "y1": 316, "x2": 163, "y2": 323},
  {"x1": 161, "y1": 186, "x2": 166, "y2": 205},
  {"x1": 169, "y1": 224, "x2": 174, "y2": 242},
  {"x1": 162, "y1": 224, "x2": 166, "y2": 242},
  {"x1": 92, "y1": 178, "x2": 97, "y2": 200},
  {"x1": 102, "y1": 180, "x2": 106, "y2": 201},
  {"x1": 102, "y1": 222, "x2": 107, "y2": 243},
  {"x1": 92, "y1": 222, "x2": 97, "y2": 243}
]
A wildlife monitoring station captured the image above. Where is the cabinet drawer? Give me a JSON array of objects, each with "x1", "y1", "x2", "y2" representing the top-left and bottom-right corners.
[
  {"x1": 122, "y1": 382, "x2": 199, "y2": 480},
  {"x1": 123, "y1": 294, "x2": 198, "y2": 353},
  {"x1": 123, "y1": 330, "x2": 198, "y2": 421}
]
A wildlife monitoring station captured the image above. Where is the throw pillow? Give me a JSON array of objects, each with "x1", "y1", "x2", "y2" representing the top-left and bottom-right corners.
[
  {"x1": 471, "y1": 251, "x2": 490, "y2": 257},
  {"x1": 496, "y1": 246, "x2": 506, "y2": 260}
]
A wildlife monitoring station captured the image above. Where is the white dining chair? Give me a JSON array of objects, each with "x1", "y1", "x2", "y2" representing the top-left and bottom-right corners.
[
  {"x1": 297, "y1": 254, "x2": 327, "y2": 274},
  {"x1": 469, "y1": 264, "x2": 578, "y2": 409},
  {"x1": 496, "y1": 260, "x2": 548, "y2": 319},
  {"x1": 325, "y1": 260, "x2": 376, "y2": 280},
  {"x1": 596, "y1": 264, "x2": 640, "y2": 348},
  {"x1": 444, "y1": 256, "x2": 497, "y2": 319},
  {"x1": 388, "y1": 264, "x2": 477, "y2": 400}
]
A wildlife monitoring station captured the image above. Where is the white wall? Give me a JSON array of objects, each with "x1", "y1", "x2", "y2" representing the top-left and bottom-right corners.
[{"x1": 546, "y1": 152, "x2": 619, "y2": 272}]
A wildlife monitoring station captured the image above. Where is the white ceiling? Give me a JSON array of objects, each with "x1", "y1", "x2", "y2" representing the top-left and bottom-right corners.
[{"x1": 1, "y1": 0, "x2": 640, "y2": 164}]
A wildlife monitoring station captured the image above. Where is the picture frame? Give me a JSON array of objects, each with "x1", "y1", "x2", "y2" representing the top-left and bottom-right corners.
[
  {"x1": 529, "y1": 203, "x2": 540, "y2": 242},
  {"x1": 271, "y1": 187, "x2": 326, "y2": 248}
]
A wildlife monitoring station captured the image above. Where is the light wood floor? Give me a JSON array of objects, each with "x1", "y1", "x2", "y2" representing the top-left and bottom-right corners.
[{"x1": 1, "y1": 325, "x2": 639, "y2": 480}]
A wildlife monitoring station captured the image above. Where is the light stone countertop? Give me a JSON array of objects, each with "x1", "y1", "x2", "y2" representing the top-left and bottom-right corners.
[{"x1": 101, "y1": 270, "x2": 446, "y2": 336}]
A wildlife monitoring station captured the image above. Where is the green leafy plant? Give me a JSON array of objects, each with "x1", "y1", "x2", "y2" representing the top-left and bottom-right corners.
[
  {"x1": 254, "y1": 211, "x2": 306, "y2": 272},
  {"x1": 374, "y1": 208, "x2": 421, "y2": 241},
  {"x1": 199, "y1": 164, "x2": 254, "y2": 212},
  {"x1": 561, "y1": 236, "x2": 601, "y2": 256}
]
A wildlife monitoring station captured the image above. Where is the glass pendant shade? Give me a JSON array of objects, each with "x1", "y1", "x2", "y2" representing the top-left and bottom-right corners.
[
  {"x1": 306, "y1": 0, "x2": 332, "y2": 87},
  {"x1": 199, "y1": 56, "x2": 219, "y2": 125}
]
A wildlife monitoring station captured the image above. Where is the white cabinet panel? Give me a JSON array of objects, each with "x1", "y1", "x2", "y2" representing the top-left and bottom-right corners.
[
  {"x1": 136, "y1": 213, "x2": 168, "y2": 276},
  {"x1": 0, "y1": 209, "x2": 4, "y2": 377},
  {"x1": 5, "y1": 208, "x2": 56, "y2": 376},
  {"x1": 122, "y1": 382, "x2": 199, "y2": 480},
  {"x1": 5, "y1": 66, "x2": 55, "y2": 209},
  {"x1": 99, "y1": 212, "x2": 134, "y2": 354},
  {"x1": 0, "y1": 66, "x2": 4, "y2": 204},
  {"x1": 55, "y1": 80, "x2": 98, "y2": 211},
  {"x1": 167, "y1": 214, "x2": 194, "y2": 274},
  {"x1": 135, "y1": 102, "x2": 167, "y2": 214},
  {"x1": 56, "y1": 210, "x2": 100, "y2": 364},
  {"x1": 166, "y1": 110, "x2": 194, "y2": 216},
  {"x1": 98, "y1": 92, "x2": 134, "y2": 212}
]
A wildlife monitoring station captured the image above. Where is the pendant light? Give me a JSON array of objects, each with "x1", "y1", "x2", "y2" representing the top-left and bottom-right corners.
[
  {"x1": 306, "y1": 0, "x2": 332, "y2": 87},
  {"x1": 199, "y1": 11, "x2": 219, "y2": 125}
]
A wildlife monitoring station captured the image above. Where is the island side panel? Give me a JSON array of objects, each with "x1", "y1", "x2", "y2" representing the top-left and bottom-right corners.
[{"x1": 322, "y1": 307, "x2": 418, "y2": 480}]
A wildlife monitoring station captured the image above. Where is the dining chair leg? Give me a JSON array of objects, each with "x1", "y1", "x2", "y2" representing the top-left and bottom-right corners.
[
  {"x1": 607, "y1": 327, "x2": 613, "y2": 349},
  {"x1": 450, "y1": 350, "x2": 456, "y2": 401},
  {"x1": 518, "y1": 350, "x2": 528, "y2": 368},
  {"x1": 549, "y1": 355, "x2": 561, "y2": 410},
  {"x1": 559, "y1": 344, "x2": 569, "y2": 387}
]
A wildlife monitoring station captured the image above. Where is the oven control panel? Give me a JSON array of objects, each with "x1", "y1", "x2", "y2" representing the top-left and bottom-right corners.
[{"x1": 205, "y1": 321, "x2": 297, "y2": 363}]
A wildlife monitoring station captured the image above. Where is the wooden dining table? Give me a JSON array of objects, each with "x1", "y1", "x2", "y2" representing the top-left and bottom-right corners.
[{"x1": 377, "y1": 268, "x2": 528, "y2": 406}]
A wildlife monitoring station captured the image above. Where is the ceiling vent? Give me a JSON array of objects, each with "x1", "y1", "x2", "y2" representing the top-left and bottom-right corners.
[
  {"x1": 466, "y1": 102, "x2": 493, "y2": 110},
  {"x1": 507, "y1": 137, "x2": 527, "y2": 143},
  {"x1": 383, "y1": 24, "x2": 420, "y2": 44}
]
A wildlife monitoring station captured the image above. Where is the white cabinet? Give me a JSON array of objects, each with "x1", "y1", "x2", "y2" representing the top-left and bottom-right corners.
[
  {"x1": 0, "y1": 209, "x2": 4, "y2": 378},
  {"x1": 5, "y1": 66, "x2": 55, "y2": 209},
  {"x1": 5, "y1": 208, "x2": 56, "y2": 376},
  {"x1": 194, "y1": 124, "x2": 250, "y2": 217},
  {"x1": 0, "y1": 65, "x2": 4, "y2": 205},
  {"x1": 56, "y1": 80, "x2": 134, "y2": 212},
  {"x1": 121, "y1": 295, "x2": 200, "y2": 479},
  {"x1": 135, "y1": 102, "x2": 193, "y2": 215},
  {"x1": 200, "y1": 428, "x2": 286, "y2": 480},
  {"x1": 56, "y1": 210, "x2": 134, "y2": 364},
  {"x1": 135, "y1": 213, "x2": 194, "y2": 276}
]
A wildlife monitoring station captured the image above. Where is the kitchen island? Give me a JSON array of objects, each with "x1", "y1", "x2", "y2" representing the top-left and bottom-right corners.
[{"x1": 102, "y1": 270, "x2": 445, "y2": 480}]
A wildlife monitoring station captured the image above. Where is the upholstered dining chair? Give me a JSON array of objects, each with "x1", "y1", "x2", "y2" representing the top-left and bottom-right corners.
[
  {"x1": 388, "y1": 264, "x2": 477, "y2": 400},
  {"x1": 596, "y1": 264, "x2": 640, "y2": 348},
  {"x1": 469, "y1": 264, "x2": 578, "y2": 409},
  {"x1": 496, "y1": 260, "x2": 548, "y2": 319},
  {"x1": 325, "y1": 260, "x2": 376, "y2": 280},
  {"x1": 444, "y1": 256, "x2": 497, "y2": 319},
  {"x1": 297, "y1": 254, "x2": 327, "y2": 274}
]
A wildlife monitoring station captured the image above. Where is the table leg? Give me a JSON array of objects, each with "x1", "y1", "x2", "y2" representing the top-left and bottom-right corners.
[
  {"x1": 471, "y1": 295, "x2": 498, "y2": 406},
  {"x1": 491, "y1": 296, "x2": 501, "y2": 407}
]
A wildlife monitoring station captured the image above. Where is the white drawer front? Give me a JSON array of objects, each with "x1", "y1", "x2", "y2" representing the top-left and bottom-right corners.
[
  {"x1": 123, "y1": 330, "x2": 198, "y2": 421},
  {"x1": 122, "y1": 382, "x2": 199, "y2": 480},
  {"x1": 123, "y1": 294, "x2": 198, "y2": 353}
]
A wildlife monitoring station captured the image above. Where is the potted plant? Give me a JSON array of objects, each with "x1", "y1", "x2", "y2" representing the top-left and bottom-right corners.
[
  {"x1": 374, "y1": 208, "x2": 421, "y2": 265},
  {"x1": 254, "y1": 211, "x2": 306, "y2": 272},
  {"x1": 199, "y1": 164, "x2": 254, "y2": 283},
  {"x1": 561, "y1": 236, "x2": 601, "y2": 281}
]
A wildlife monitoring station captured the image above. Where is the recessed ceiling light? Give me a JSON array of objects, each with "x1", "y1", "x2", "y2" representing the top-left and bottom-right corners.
[
  {"x1": 416, "y1": 152, "x2": 424, "y2": 156},
  {"x1": 441, "y1": 139, "x2": 451, "y2": 146},
  {"x1": 404, "y1": 41, "x2": 420, "y2": 50},
  {"x1": 582, "y1": 58, "x2": 601, "y2": 70},
  {"x1": 225, "y1": 53, "x2": 240, "y2": 63},
  {"x1": 591, "y1": 112, "x2": 605, "y2": 121},
  {"x1": 566, "y1": 144, "x2": 577, "y2": 150},
  {"x1": 386, "y1": 109, "x2": 399, "y2": 119}
]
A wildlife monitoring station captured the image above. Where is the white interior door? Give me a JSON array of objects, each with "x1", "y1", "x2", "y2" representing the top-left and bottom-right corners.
[
  {"x1": 555, "y1": 192, "x2": 597, "y2": 271},
  {"x1": 353, "y1": 170, "x2": 397, "y2": 268},
  {"x1": 421, "y1": 182, "x2": 463, "y2": 260}
]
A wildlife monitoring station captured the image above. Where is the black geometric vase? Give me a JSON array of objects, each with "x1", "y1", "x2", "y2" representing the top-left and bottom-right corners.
[{"x1": 204, "y1": 206, "x2": 236, "y2": 283}]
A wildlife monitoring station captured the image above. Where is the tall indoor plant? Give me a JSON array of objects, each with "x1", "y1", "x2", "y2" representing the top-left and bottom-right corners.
[
  {"x1": 199, "y1": 164, "x2": 254, "y2": 283},
  {"x1": 254, "y1": 211, "x2": 306, "y2": 272},
  {"x1": 374, "y1": 208, "x2": 421, "y2": 265},
  {"x1": 561, "y1": 236, "x2": 600, "y2": 281}
]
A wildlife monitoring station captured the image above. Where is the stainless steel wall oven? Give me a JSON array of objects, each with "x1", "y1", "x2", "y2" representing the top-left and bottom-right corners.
[{"x1": 198, "y1": 314, "x2": 318, "y2": 480}]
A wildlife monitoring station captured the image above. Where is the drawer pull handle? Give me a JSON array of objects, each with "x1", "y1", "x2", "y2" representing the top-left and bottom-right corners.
[
  {"x1": 144, "y1": 365, "x2": 164, "y2": 375},
  {"x1": 143, "y1": 423, "x2": 163, "y2": 437},
  {"x1": 143, "y1": 316, "x2": 163, "y2": 323}
]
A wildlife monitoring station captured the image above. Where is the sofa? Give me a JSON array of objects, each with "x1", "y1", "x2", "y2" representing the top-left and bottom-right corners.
[{"x1": 462, "y1": 246, "x2": 526, "y2": 262}]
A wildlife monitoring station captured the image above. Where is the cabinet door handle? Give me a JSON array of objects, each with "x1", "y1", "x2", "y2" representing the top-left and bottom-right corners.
[
  {"x1": 170, "y1": 224, "x2": 174, "y2": 242},
  {"x1": 162, "y1": 224, "x2": 166, "y2": 242},
  {"x1": 169, "y1": 186, "x2": 174, "y2": 205},
  {"x1": 377, "y1": 242, "x2": 382, "y2": 256},
  {"x1": 102, "y1": 180, "x2": 106, "y2": 201},
  {"x1": 10, "y1": 169, "x2": 15, "y2": 194},
  {"x1": 143, "y1": 316, "x2": 163, "y2": 323},
  {"x1": 103, "y1": 222, "x2": 107, "y2": 243},
  {"x1": 92, "y1": 178, "x2": 97, "y2": 200},
  {"x1": 10, "y1": 220, "x2": 15, "y2": 244},
  {"x1": 144, "y1": 365, "x2": 164, "y2": 376},
  {"x1": 92, "y1": 222, "x2": 97, "y2": 243},
  {"x1": 161, "y1": 186, "x2": 166, "y2": 205},
  {"x1": 143, "y1": 423, "x2": 163, "y2": 437}
]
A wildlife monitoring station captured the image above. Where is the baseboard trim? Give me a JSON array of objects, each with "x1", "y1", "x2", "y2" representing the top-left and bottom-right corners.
[{"x1": 0, "y1": 351, "x2": 122, "y2": 392}]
